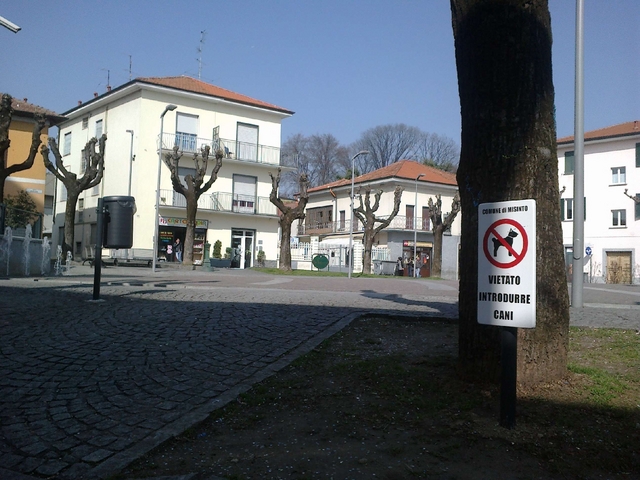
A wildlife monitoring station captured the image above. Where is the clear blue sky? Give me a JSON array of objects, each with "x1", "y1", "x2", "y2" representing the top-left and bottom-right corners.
[{"x1": 1, "y1": 1, "x2": 638, "y2": 146}]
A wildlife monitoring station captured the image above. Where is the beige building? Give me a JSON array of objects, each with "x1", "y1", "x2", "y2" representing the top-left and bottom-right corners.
[{"x1": 53, "y1": 76, "x2": 293, "y2": 266}]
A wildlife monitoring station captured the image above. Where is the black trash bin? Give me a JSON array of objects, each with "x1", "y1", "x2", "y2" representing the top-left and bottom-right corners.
[{"x1": 103, "y1": 196, "x2": 136, "y2": 249}]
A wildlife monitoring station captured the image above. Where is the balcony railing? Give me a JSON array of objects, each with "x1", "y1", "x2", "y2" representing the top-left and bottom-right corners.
[
  {"x1": 297, "y1": 215, "x2": 432, "y2": 236},
  {"x1": 159, "y1": 133, "x2": 281, "y2": 166},
  {"x1": 160, "y1": 189, "x2": 277, "y2": 216}
]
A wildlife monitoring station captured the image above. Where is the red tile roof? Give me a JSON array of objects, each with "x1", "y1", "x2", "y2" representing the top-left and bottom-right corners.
[
  {"x1": 558, "y1": 120, "x2": 640, "y2": 144},
  {"x1": 308, "y1": 160, "x2": 457, "y2": 193},
  {"x1": 1, "y1": 93, "x2": 65, "y2": 124},
  {"x1": 137, "y1": 76, "x2": 294, "y2": 115}
]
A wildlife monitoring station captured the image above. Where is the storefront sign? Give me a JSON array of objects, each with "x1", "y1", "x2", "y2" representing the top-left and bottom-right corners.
[{"x1": 159, "y1": 216, "x2": 208, "y2": 228}]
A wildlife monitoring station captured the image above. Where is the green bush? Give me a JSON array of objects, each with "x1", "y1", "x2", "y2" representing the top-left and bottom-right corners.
[{"x1": 212, "y1": 240, "x2": 222, "y2": 259}]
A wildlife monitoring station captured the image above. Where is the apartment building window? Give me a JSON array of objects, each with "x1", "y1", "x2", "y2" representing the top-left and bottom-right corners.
[
  {"x1": 612, "y1": 209, "x2": 626, "y2": 227},
  {"x1": 406, "y1": 205, "x2": 414, "y2": 229},
  {"x1": 63, "y1": 132, "x2": 72, "y2": 156},
  {"x1": 237, "y1": 123, "x2": 258, "y2": 161},
  {"x1": 176, "y1": 113, "x2": 198, "y2": 152},
  {"x1": 82, "y1": 117, "x2": 88, "y2": 129},
  {"x1": 339, "y1": 210, "x2": 345, "y2": 231},
  {"x1": 611, "y1": 166, "x2": 626, "y2": 185},
  {"x1": 232, "y1": 174, "x2": 257, "y2": 213},
  {"x1": 95, "y1": 119, "x2": 103, "y2": 138},
  {"x1": 422, "y1": 206, "x2": 431, "y2": 230},
  {"x1": 564, "y1": 151, "x2": 574, "y2": 174},
  {"x1": 306, "y1": 206, "x2": 332, "y2": 230},
  {"x1": 560, "y1": 197, "x2": 586, "y2": 221}
]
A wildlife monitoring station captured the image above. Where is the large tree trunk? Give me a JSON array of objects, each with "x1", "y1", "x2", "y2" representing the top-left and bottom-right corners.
[
  {"x1": 63, "y1": 190, "x2": 80, "y2": 261},
  {"x1": 361, "y1": 227, "x2": 374, "y2": 274},
  {"x1": 279, "y1": 215, "x2": 294, "y2": 271},
  {"x1": 184, "y1": 192, "x2": 197, "y2": 265},
  {"x1": 432, "y1": 225, "x2": 443, "y2": 277},
  {"x1": 451, "y1": 0, "x2": 570, "y2": 385}
]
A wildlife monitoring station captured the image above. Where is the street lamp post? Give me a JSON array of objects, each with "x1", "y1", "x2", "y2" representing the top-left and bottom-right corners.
[
  {"x1": 413, "y1": 173, "x2": 425, "y2": 278},
  {"x1": 126, "y1": 129, "x2": 134, "y2": 197},
  {"x1": 348, "y1": 150, "x2": 369, "y2": 279},
  {"x1": 152, "y1": 104, "x2": 177, "y2": 273}
]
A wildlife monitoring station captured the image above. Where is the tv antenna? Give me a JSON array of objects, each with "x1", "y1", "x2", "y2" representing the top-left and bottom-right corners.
[{"x1": 197, "y1": 30, "x2": 206, "y2": 79}]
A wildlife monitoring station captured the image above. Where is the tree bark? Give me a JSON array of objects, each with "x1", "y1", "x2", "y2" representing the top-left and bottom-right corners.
[
  {"x1": 451, "y1": 0, "x2": 570, "y2": 385},
  {"x1": 163, "y1": 145, "x2": 223, "y2": 265},
  {"x1": 354, "y1": 186, "x2": 403, "y2": 274},
  {"x1": 428, "y1": 192, "x2": 460, "y2": 277},
  {"x1": 269, "y1": 168, "x2": 309, "y2": 271},
  {"x1": 41, "y1": 135, "x2": 106, "y2": 262}
]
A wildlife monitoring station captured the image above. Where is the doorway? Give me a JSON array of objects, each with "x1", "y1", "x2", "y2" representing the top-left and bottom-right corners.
[
  {"x1": 606, "y1": 251, "x2": 632, "y2": 284},
  {"x1": 231, "y1": 229, "x2": 255, "y2": 269}
]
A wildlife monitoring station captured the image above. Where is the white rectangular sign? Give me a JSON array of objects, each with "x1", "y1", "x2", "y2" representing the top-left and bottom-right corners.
[{"x1": 477, "y1": 199, "x2": 536, "y2": 328}]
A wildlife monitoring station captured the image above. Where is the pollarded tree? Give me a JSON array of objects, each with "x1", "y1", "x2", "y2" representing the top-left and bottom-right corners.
[
  {"x1": 354, "y1": 185, "x2": 404, "y2": 274},
  {"x1": 427, "y1": 192, "x2": 461, "y2": 277},
  {"x1": 41, "y1": 135, "x2": 106, "y2": 260},
  {"x1": 269, "y1": 168, "x2": 310, "y2": 271},
  {"x1": 0, "y1": 94, "x2": 46, "y2": 202},
  {"x1": 163, "y1": 145, "x2": 223, "y2": 264},
  {"x1": 451, "y1": 0, "x2": 570, "y2": 385}
]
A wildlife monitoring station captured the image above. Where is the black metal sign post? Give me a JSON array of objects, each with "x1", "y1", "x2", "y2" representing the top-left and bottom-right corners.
[
  {"x1": 500, "y1": 326, "x2": 518, "y2": 429},
  {"x1": 92, "y1": 198, "x2": 104, "y2": 301}
]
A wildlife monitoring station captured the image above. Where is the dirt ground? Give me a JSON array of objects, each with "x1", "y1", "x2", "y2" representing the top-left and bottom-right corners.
[{"x1": 121, "y1": 317, "x2": 639, "y2": 480}]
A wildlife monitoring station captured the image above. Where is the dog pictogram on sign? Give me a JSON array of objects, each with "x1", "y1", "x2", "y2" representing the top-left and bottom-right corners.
[{"x1": 482, "y1": 219, "x2": 528, "y2": 269}]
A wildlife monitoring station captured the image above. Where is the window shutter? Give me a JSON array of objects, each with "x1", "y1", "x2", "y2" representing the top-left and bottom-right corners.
[
  {"x1": 636, "y1": 143, "x2": 640, "y2": 168},
  {"x1": 560, "y1": 198, "x2": 565, "y2": 221},
  {"x1": 564, "y1": 151, "x2": 574, "y2": 174}
]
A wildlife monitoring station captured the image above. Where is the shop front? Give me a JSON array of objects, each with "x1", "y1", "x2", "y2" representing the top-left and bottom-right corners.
[
  {"x1": 158, "y1": 216, "x2": 208, "y2": 264},
  {"x1": 402, "y1": 240, "x2": 433, "y2": 277}
]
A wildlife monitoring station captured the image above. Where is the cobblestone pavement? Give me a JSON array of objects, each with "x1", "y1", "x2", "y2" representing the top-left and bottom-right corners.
[{"x1": 0, "y1": 266, "x2": 638, "y2": 480}]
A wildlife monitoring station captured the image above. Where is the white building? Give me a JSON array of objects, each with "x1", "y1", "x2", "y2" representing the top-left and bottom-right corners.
[
  {"x1": 53, "y1": 76, "x2": 293, "y2": 267},
  {"x1": 301, "y1": 160, "x2": 461, "y2": 278},
  {"x1": 557, "y1": 120, "x2": 640, "y2": 283}
]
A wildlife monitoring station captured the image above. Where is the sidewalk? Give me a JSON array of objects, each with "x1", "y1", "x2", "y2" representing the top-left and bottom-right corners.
[{"x1": 0, "y1": 267, "x2": 637, "y2": 479}]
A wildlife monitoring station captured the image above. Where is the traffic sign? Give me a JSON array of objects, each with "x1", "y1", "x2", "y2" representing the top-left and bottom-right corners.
[
  {"x1": 477, "y1": 199, "x2": 536, "y2": 328},
  {"x1": 585, "y1": 246, "x2": 592, "y2": 256}
]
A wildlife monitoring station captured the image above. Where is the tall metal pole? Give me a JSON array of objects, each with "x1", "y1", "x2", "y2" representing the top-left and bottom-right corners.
[
  {"x1": 413, "y1": 173, "x2": 425, "y2": 277},
  {"x1": 572, "y1": 0, "x2": 585, "y2": 307},
  {"x1": 152, "y1": 104, "x2": 177, "y2": 273},
  {"x1": 126, "y1": 129, "x2": 134, "y2": 197},
  {"x1": 348, "y1": 150, "x2": 369, "y2": 278}
]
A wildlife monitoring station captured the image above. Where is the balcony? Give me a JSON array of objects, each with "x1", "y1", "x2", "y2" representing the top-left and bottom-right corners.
[
  {"x1": 160, "y1": 189, "x2": 277, "y2": 216},
  {"x1": 159, "y1": 133, "x2": 281, "y2": 166},
  {"x1": 297, "y1": 216, "x2": 433, "y2": 236}
]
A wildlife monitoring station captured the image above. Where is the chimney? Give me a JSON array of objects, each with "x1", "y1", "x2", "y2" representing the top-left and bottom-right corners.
[
  {"x1": 23, "y1": 98, "x2": 27, "y2": 102},
  {"x1": 634, "y1": 120, "x2": 638, "y2": 130},
  {"x1": 93, "y1": 92, "x2": 98, "y2": 98},
  {"x1": 78, "y1": 100, "x2": 82, "y2": 105},
  {"x1": 107, "y1": 85, "x2": 111, "y2": 92}
]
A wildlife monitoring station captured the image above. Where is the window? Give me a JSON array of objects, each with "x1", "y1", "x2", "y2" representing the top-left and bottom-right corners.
[
  {"x1": 237, "y1": 123, "x2": 259, "y2": 161},
  {"x1": 339, "y1": 210, "x2": 345, "y2": 231},
  {"x1": 95, "y1": 119, "x2": 103, "y2": 138},
  {"x1": 561, "y1": 198, "x2": 573, "y2": 221},
  {"x1": 560, "y1": 197, "x2": 586, "y2": 221},
  {"x1": 78, "y1": 199, "x2": 84, "y2": 211},
  {"x1": 406, "y1": 205, "x2": 414, "y2": 229},
  {"x1": 563, "y1": 151, "x2": 574, "y2": 174},
  {"x1": 611, "y1": 166, "x2": 626, "y2": 184},
  {"x1": 80, "y1": 148, "x2": 87, "y2": 173},
  {"x1": 63, "y1": 132, "x2": 72, "y2": 156},
  {"x1": 232, "y1": 174, "x2": 257, "y2": 213},
  {"x1": 176, "y1": 113, "x2": 198, "y2": 152},
  {"x1": 422, "y1": 206, "x2": 431, "y2": 230},
  {"x1": 636, "y1": 143, "x2": 640, "y2": 168},
  {"x1": 306, "y1": 206, "x2": 332, "y2": 230},
  {"x1": 612, "y1": 209, "x2": 626, "y2": 227},
  {"x1": 82, "y1": 117, "x2": 88, "y2": 129}
]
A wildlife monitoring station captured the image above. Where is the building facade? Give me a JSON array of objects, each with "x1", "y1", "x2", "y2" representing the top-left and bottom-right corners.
[
  {"x1": 2, "y1": 95, "x2": 64, "y2": 237},
  {"x1": 558, "y1": 121, "x2": 640, "y2": 283},
  {"x1": 53, "y1": 76, "x2": 293, "y2": 267},
  {"x1": 301, "y1": 160, "x2": 461, "y2": 279}
]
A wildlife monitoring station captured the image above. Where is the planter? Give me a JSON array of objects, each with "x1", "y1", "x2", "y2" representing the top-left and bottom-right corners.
[{"x1": 210, "y1": 258, "x2": 231, "y2": 268}]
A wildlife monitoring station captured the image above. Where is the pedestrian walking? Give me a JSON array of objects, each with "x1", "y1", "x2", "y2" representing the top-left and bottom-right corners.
[{"x1": 174, "y1": 238, "x2": 183, "y2": 263}]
